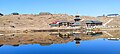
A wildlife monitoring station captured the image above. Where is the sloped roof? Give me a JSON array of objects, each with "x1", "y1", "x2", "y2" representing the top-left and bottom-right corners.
[
  {"x1": 49, "y1": 24, "x2": 58, "y2": 26},
  {"x1": 72, "y1": 22, "x2": 81, "y2": 26},
  {"x1": 74, "y1": 18, "x2": 81, "y2": 20},
  {"x1": 85, "y1": 20, "x2": 102, "y2": 24},
  {"x1": 107, "y1": 14, "x2": 119, "y2": 16}
]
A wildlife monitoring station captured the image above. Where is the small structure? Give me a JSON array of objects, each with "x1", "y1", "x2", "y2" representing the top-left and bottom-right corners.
[
  {"x1": 0, "y1": 13, "x2": 3, "y2": 16},
  {"x1": 11, "y1": 12, "x2": 19, "y2": 15},
  {"x1": 39, "y1": 12, "x2": 52, "y2": 15},
  {"x1": 85, "y1": 20, "x2": 102, "y2": 27},
  {"x1": 107, "y1": 14, "x2": 119, "y2": 17}
]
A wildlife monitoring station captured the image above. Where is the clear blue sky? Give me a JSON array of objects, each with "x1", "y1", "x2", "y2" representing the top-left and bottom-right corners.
[{"x1": 0, "y1": 0, "x2": 120, "y2": 16}]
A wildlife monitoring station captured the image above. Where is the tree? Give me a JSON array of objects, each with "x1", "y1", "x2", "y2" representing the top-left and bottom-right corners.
[{"x1": 0, "y1": 13, "x2": 3, "y2": 16}]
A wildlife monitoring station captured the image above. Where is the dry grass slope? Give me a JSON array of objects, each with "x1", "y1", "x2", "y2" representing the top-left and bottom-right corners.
[{"x1": 0, "y1": 14, "x2": 120, "y2": 31}]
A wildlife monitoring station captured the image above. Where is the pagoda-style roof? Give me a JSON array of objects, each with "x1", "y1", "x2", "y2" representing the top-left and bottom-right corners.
[
  {"x1": 75, "y1": 15, "x2": 80, "y2": 17},
  {"x1": 74, "y1": 18, "x2": 81, "y2": 20}
]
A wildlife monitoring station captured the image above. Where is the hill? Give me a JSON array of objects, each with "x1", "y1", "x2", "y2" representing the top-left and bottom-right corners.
[{"x1": 0, "y1": 14, "x2": 120, "y2": 32}]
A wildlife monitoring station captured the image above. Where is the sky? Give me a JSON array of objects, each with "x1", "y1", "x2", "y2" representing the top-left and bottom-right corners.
[{"x1": 0, "y1": 0, "x2": 120, "y2": 16}]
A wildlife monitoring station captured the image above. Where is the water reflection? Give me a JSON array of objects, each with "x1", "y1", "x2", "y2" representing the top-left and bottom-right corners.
[
  {"x1": 39, "y1": 43, "x2": 53, "y2": 46},
  {"x1": 107, "y1": 38, "x2": 120, "y2": 41},
  {"x1": 0, "y1": 30, "x2": 120, "y2": 47},
  {"x1": 87, "y1": 32, "x2": 103, "y2": 36},
  {"x1": 0, "y1": 44, "x2": 3, "y2": 47},
  {"x1": 74, "y1": 37, "x2": 81, "y2": 46}
]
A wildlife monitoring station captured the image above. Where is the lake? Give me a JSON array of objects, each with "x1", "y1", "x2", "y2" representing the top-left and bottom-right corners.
[{"x1": 0, "y1": 31, "x2": 120, "y2": 54}]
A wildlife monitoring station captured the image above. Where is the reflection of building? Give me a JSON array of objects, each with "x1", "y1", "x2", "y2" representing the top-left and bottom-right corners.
[
  {"x1": 74, "y1": 37, "x2": 81, "y2": 46},
  {"x1": 87, "y1": 32, "x2": 103, "y2": 36},
  {"x1": 50, "y1": 32, "x2": 80, "y2": 38},
  {"x1": 107, "y1": 38, "x2": 119, "y2": 41},
  {"x1": 39, "y1": 43, "x2": 53, "y2": 46},
  {"x1": 73, "y1": 33, "x2": 80, "y2": 36},
  {"x1": 12, "y1": 44, "x2": 19, "y2": 47}
]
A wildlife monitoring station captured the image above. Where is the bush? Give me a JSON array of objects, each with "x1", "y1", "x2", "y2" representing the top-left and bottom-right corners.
[
  {"x1": 11, "y1": 12, "x2": 19, "y2": 15},
  {"x1": 0, "y1": 13, "x2": 3, "y2": 16},
  {"x1": 39, "y1": 12, "x2": 52, "y2": 15}
]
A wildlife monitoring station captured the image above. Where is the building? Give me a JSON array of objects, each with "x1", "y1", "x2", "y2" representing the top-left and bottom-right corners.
[
  {"x1": 49, "y1": 21, "x2": 59, "y2": 27},
  {"x1": 59, "y1": 21, "x2": 70, "y2": 27},
  {"x1": 85, "y1": 20, "x2": 102, "y2": 27},
  {"x1": 0, "y1": 13, "x2": 3, "y2": 16},
  {"x1": 71, "y1": 22, "x2": 81, "y2": 27},
  {"x1": 49, "y1": 15, "x2": 81, "y2": 27},
  {"x1": 107, "y1": 14, "x2": 119, "y2": 17}
]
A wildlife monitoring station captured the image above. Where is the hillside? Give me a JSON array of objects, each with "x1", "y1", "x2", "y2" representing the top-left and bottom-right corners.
[{"x1": 0, "y1": 14, "x2": 120, "y2": 31}]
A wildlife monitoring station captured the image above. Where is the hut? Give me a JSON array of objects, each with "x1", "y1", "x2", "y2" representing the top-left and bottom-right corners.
[
  {"x1": 85, "y1": 20, "x2": 102, "y2": 27},
  {"x1": 0, "y1": 13, "x2": 3, "y2": 16},
  {"x1": 11, "y1": 12, "x2": 19, "y2": 15}
]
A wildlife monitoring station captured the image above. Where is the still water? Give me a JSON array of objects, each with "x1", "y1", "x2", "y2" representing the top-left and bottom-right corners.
[
  {"x1": 0, "y1": 39, "x2": 120, "y2": 54},
  {"x1": 0, "y1": 31, "x2": 120, "y2": 54}
]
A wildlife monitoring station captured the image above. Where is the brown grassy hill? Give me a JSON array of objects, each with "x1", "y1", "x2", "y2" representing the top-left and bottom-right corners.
[
  {"x1": 0, "y1": 14, "x2": 73, "y2": 30},
  {"x1": 0, "y1": 14, "x2": 120, "y2": 31}
]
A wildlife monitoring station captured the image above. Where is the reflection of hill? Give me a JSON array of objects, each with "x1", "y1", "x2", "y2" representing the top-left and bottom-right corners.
[
  {"x1": 0, "y1": 31, "x2": 120, "y2": 47},
  {"x1": 0, "y1": 33, "x2": 75, "y2": 46},
  {"x1": 1, "y1": 14, "x2": 120, "y2": 32},
  {"x1": 106, "y1": 30, "x2": 120, "y2": 38}
]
